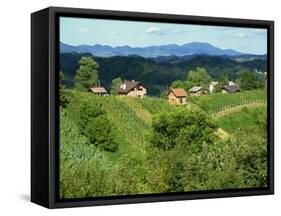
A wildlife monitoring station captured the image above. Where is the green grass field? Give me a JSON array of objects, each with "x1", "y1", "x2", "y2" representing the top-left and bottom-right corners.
[{"x1": 217, "y1": 106, "x2": 267, "y2": 133}]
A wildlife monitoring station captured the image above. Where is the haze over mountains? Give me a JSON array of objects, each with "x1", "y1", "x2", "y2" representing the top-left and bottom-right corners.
[{"x1": 60, "y1": 42, "x2": 250, "y2": 58}]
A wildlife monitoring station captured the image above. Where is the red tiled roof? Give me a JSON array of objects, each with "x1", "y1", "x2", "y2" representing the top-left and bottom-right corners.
[
  {"x1": 168, "y1": 88, "x2": 187, "y2": 97},
  {"x1": 89, "y1": 87, "x2": 108, "y2": 94}
]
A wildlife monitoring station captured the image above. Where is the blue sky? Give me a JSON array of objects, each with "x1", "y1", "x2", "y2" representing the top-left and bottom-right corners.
[{"x1": 60, "y1": 17, "x2": 267, "y2": 55}]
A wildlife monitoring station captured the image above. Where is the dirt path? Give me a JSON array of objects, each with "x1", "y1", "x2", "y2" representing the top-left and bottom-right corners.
[{"x1": 213, "y1": 102, "x2": 266, "y2": 118}]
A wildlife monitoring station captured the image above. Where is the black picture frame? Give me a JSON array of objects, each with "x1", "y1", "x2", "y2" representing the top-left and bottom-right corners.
[{"x1": 31, "y1": 6, "x2": 274, "y2": 209}]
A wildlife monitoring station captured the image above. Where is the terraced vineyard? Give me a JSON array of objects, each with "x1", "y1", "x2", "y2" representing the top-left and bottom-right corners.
[{"x1": 188, "y1": 90, "x2": 267, "y2": 114}]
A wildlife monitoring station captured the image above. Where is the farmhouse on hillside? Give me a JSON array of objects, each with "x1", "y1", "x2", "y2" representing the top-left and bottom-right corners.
[
  {"x1": 209, "y1": 81, "x2": 218, "y2": 93},
  {"x1": 117, "y1": 80, "x2": 147, "y2": 97},
  {"x1": 221, "y1": 85, "x2": 241, "y2": 94},
  {"x1": 89, "y1": 87, "x2": 109, "y2": 96},
  {"x1": 188, "y1": 86, "x2": 203, "y2": 96},
  {"x1": 167, "y1": 88, "x2": 188, "y2": 105},
  {"x1": 228, "y1": 81, "x2": 236, "y2": 86}
]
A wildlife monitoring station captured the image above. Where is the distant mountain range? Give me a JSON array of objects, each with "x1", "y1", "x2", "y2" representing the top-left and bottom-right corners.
[{"x1": 60, "y1": 42, "x2": 248, "y2": 57}]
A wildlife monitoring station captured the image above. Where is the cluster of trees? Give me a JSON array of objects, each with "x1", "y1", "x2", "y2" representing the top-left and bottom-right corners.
[
  {"x1": 170, "y1": 67, "x2": 211, "y2": 91},
  {"x1": 63, "y1": 55, "x2": 266, "y2": 98},
  {"x1": 170, "y1": 67, "x2": 266, "y2": 93},
  {"x1": 60, "y1": 52, "x2": 267, "y2": 96},
  {"x1": 236, "y1": 70, "x2": 266, "y2": 90}
]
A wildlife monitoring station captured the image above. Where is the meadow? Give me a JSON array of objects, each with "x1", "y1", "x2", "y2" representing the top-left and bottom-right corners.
[{"x1": 59, "y1": 89, "x2": 268, "y2": 199}]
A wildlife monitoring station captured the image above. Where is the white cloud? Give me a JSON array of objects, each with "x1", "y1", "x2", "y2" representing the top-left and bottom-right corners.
[
  {"x1": 252, "y1": 29, "x2": 266, "y2": 32},
  {"x1": 237, "y1": 33, "x2": 247, "y2": 38},
  {"x1": 172, "y1": 29, "x2": 186, "y2": 34},
  {"x1": 108, "y1": 31, "x2": 119, "y2": 35},
  {"x1": 78, "y1": 27, "x2": 91, "y2": 33},
  {"x1": 145, "y1": 27, "x2": 161, "y2": 33}
]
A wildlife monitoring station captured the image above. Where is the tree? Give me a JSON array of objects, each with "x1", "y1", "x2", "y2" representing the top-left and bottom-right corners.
[
  {"x1": 215, "y1": 73, "x2": 229, "y2": 92},
  {"x1": 74, "y1": 57, "x2": 99, "y2": 91},
  {"x1": 59, "y1": 70, "x2": 65, "y2": 87},
  {"x1": 256, "y1": 73, "x2": 266, "y2": 89},
  {"x1": 78, "y1": 100, "x2": 105, "y2": 133},
  {"x1": 186, "y1": 67, "x2": 212, "y2": 90},
  {"x1": 85, "y1": 115, "x2": 118, "y2": 152},
  {"x1": 170, "y1": 80, "x2": 188, "y2": 91},
  {"x1": 110, "y1": 77, "x2": 123, "y2": 95},
  {"x1": 151, "y1": 106, "x2": 218, "y2": 151},
  {"x1": 59, "y1": 70, "x2": 68, "y2": 108},
  {"x1": 239, "y1": 71, "x2": 258, "y2": 90},
  {"x1": 78, "y1": 100, "x2": 118, "y2": 152},
  {"x1": 218, "y1": 73, "x2": 229, "y2": 86}
]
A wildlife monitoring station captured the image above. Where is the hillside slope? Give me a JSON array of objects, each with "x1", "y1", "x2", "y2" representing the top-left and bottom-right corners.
[
  {"x1": 62, "y1": 90, "x2": 172, "y2": 160},
  {"x1": 60, "y1": 90, "x2": 268, "y2": 198},
  {"x1": 60, "y1": 52, "x2": 267, "y2": 96}
]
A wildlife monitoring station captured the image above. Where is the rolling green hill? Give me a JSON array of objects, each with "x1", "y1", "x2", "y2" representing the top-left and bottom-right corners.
[
  {"x1": 60, "y1": 52, "x2": 267, "y2": 96},
  {"x1": 61, "y1": 90, "x2": 172, "y2": 161},
  {"x1": 60, "y1": 90, "x2": 267, "y2": 199}
]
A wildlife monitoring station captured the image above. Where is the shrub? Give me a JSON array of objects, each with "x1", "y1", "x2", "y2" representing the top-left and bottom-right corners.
[
  {"x1": 78, "y1": 99, "x2": 105, "y2": 134},
  {"x1": 85, "y1": 115, "x2": 118, "y2": 152},
  {"x1": 151, "y1": 106, "x2": 218, "y2": 150}
]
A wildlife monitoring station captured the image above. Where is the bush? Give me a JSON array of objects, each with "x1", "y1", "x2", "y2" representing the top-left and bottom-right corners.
[
  {"x1": 85, "y1": 115, "x2": 118, "y2": 152},
  {"x1": 151, "y1": 106, "x2": 218, "y2": 150},
  {"x1": 78, "y1": 98, "x2": 118, "y2": 152},
  {"x1": 78, "y1": 99, "x2": 105, "y2": 134}
]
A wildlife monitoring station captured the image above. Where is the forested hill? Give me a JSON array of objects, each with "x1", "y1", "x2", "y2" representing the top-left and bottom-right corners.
[{"x1": 60, "y1": 52, "x2": 267, "y2": 96}]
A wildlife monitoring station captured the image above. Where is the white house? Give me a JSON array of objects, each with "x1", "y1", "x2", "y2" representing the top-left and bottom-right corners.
[{"x1": 209, "y1": 81, "x2": 218, "y2": 93}]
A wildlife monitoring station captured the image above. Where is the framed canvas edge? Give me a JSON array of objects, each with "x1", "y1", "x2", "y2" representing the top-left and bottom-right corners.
[{"x1": 44, "y1": 6, "x2": 274, "y2": 209}]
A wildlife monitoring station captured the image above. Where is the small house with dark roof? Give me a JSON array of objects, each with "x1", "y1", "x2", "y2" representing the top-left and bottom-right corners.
[
  {"x1": 89, "y1": 87, "x2": 108, "y2": 96},
  {"x1": 117, "y1": 80, "x2": 147, "y2": 98},
  {"x1": 167, "y1": 88, "x2": 188, "y2": 105},
  {"x1": 221, "y1": 85, "x2": 241, "y2": 94},
  {"x1": 188, "y1": 86, "x2": 202, "y2": 96}
]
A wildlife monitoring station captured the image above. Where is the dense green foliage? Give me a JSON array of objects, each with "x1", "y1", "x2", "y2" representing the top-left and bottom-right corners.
[
  {"x1": 170, "y1": 67, "x2": 212, "y2": 91},
  {"x1": 189, "y1": 90, "x2": 267, "y2": 114},
  {"x1": 186, "y1": 67, "x2": 212, "y2": 90},
  {"x1": 151, "y1": 106, "x2": 217, "y2": 150},
  {"x1": 77, "y1": 99, "x2": 118, "y2": 151},
  {"x1": 59, "y1": 71, "x2": 69, "y2": 108},
  {"x1": 217, "y1": 107, "x2": 268, "y2": 186},
  {"x1": 60, "y1": 52, "x2": 266, "y2": 95},
  {"x1": 237, "y1": 71, "x2": 265, "y2": 90},
  {"x1": 60, "y1": 90, "x2": 268, "y2": 198},
  {"x1": 170, "y1": 80, "x2": 188, "y2": 90},
  {"x1": 74, "y1": 57, "x2": 99, "y2": 91},
  {"x1": 110, "y1": 77, "x2": 123, "y2": 95},
  {"x1": 214, "y1": 73, "x2": 229, "y2": 92}
]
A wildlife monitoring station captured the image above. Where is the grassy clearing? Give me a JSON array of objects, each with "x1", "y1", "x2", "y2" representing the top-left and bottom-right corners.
[{"x1": 216, "y1": 106, "x2": 267, "y2": 133}]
